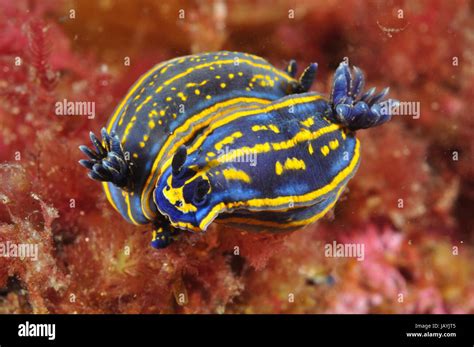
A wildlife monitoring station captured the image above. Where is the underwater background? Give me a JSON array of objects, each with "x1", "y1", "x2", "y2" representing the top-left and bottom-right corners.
[{"x1": 0, "y1": 0, "x2": 473, "y2": 313}]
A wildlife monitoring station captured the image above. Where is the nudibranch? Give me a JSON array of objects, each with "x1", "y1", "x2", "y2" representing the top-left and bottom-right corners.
[{"x1": 79, "y1": 51, "x2": 397, "y2": 248}]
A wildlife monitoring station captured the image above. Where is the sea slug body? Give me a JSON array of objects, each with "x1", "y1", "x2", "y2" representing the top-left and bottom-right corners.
[{"x1": 79, "y1": 51, "x2": 397, "y2": 248}]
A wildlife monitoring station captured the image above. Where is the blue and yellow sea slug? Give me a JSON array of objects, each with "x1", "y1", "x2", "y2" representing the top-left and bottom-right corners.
[{"x1": 79, "y1": 51, "x2": 397, "y2": 248}]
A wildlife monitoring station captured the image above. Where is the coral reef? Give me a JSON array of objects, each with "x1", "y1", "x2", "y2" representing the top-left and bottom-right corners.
[{"x1": 0, "y1": 0, "x2": 472, "y2": 313}]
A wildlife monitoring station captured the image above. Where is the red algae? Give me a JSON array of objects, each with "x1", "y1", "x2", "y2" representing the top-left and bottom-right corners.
[
  {"x1": 232, "y1": 224, "x2": 474, "y2": 314},
  {"x1": 0, "y1": 0, "x2": 473, "y2": 314}
]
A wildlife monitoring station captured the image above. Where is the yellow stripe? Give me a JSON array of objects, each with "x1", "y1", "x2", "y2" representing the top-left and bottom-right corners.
[
  {"x1": 301, "y1": 116, "x2": 314, "y2": 127},
  {"x1": 276, "y1": 157, "x2": 307, "y2": 175},
  {"x1": 228, "y1": 125, "x2": 338, "y2": 162},
  {"x1": 197, "y1": 139, "x2": 360, "y2": 230},
  {"x1": 214, "y1": 131, "x2": 243, "y2": 151},
  {"x1": 124, "y1": 192, "x2": 139, "y2": 225},
  {"x1": 102, "y1": 182, "x2": 120, "y2": 213},
  {"x1": 110, "y1": 54, "x2": 212, "y2": 131},
  {"x1": 106, "y1": 58, "x2": 179, "y2": 133},
  {"x1": 268, "y1": 124, "x2": 280, "y2": 133},
  {"x1": 101, "y1": 54, "x2": 199, "y2": 218},
  {"x1": 102, "y1": 178, "x2": 140, "y2": 225},
  {"x1": 222, "y1": 168, "x2": 252, "y2": 183},
  {"x1": 188, "y1": 95, "x2": 323, "y2": 154},
  {"x1": 143, "y1": 95, "x2": 321, "y2": 218},
  {"x1": 252, "y1": 124, "x2": 280, "y2": 133},
  {"x1": 191, "y1": 124, "x2": 339, "y2": 175},
  {"x1": 218, "y1": 184, "x2": 346, "y2": 229},
  {"x1": 102, "y1": 53, "x2": 293, "y2": 221},
  {"x1": 155, "y1": 59, "x2": 294, "y2": 94},
  {"x1": 151, "y1": 95, "x2": 326, "y2": 219},
  {"x1": 108, "y1": 54, "x2": 293, "y2": 135},
  {"x1": 140, "y1": 97, "x2": 272, "y2": 220},
  {"x1": 243, "y1": 52, "x2": 267, "y2": 63}
]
